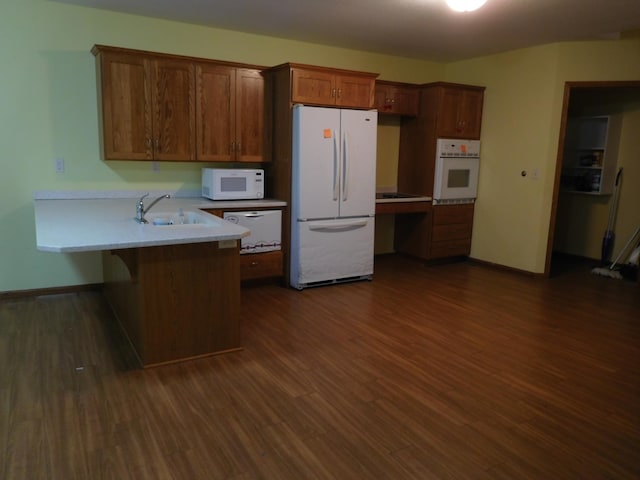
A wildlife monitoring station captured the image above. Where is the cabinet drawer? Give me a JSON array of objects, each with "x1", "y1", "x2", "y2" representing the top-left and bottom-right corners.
[
  {"x1": 432, "y1": 223, "x2": 473, "y2": 242},
  {"x1": 430, "y1": 238, "x2": 471, "y2": 258},
  {"x1": 433, "y1": 204, "x2": 474, "y2": 225},
  {"x1": 240, "y1": 251, "x2": 283, "y2": 280}
]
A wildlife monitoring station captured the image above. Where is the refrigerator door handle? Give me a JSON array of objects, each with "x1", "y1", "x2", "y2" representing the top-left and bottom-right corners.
[
  {"x1": 308, "y1": 219, "x2": 368, "y2": 230},
  {"x1": 342, "y1": 132, "x2": 349, "y2": 201},
  {"x1": 332, "y1": 131, "x2": 339, "y2": 201}
]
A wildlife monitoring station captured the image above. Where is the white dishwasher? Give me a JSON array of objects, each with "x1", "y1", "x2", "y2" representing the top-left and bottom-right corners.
[{"x1": 223, "y1": 210, "x2": 282, "y2": 254}]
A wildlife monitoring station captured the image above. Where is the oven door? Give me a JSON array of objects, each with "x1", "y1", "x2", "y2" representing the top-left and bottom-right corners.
[{"x1": 433, "y1": 156, "x2": 479, "y2": 204}]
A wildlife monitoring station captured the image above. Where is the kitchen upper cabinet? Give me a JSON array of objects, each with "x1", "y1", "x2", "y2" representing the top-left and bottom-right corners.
[
  {"x1": 374, "y1": 80, "x2": 418, "y2": 116},
  {"x1": 425, "y1": 83, "x2": 484, "y2": 139},
  {"x1": 93, "y1": 47, "x2": 195, "y2": 161},
  {"x1": 196, "y1": 65, "x2": 268, "y2": 162},
  {"x1": 288, "y1": 64, "x2": 377, "y2": 109}
]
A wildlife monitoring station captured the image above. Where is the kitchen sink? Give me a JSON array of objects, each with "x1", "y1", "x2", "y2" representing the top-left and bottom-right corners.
[{"x1": 144, "y1": 210, "x2": 220, "y2": 227}]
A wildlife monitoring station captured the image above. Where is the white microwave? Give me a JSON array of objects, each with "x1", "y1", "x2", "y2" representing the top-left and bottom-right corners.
[{"x1": 202, "y1": 168, "x2": 264, "y2": 200}]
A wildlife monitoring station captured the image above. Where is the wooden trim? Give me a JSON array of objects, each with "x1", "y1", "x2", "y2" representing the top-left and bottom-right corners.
[
  {"x1": 0, "y1": 283, "x2": 103, "y2": 300},
  {"x1": 268, "y1": 62, "x2": 378, "y2": 79},
  {"x1": 469, "y1": 257, "x2": 543, "y2": 278},
  {"x1": 91, "y1": 44, "x2": 268, "y2": 71},
  {"x1": 419, "y1": 81, "x2": 485, "y2": 91}
]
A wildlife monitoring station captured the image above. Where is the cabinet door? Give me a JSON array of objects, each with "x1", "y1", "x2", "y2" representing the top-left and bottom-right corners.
[
  {"x1": 196, "y1": 64, "x2": 236, "y2": 161},
  {"x1": 235, "y1": 69, "x2": 266, "y2": 162},
  {"x1": 438, "y1": 88, "x2": 465, "y2": 138},
  {"x1": 375, "y1": 83, "x2": 418, "y2": 115},
  {"x1": 99, "y1": 53, "x2": 153, "y2": 160},
  {"x1": 291, "y1": 68, "x2": 335, "y2": 105},
  {"x1": 459, "y1": 89, "x2": 483, "y2": 138},
  {"x1": 374, "y1": 85, "x2": 391, "y2": 112},
  {"x1": 151, "y1": 59, "x2": 196, "y2": 161},
  {"x1": 335, "y1": 75, "x2": 375, "y2": 108},
  {"x1": 437, "y1": 87, "x2": 483, "y2": 139}
]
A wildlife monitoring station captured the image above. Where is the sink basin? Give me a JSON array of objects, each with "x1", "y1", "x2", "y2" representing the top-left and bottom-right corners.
[{"x1": 144, "y1": 210, "x2": 220, "y2": 227}]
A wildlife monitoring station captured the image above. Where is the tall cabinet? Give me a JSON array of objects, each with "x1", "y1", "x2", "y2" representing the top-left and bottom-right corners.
[
  {"x1": 395, "y1": 82, "x2": 485, "y2": 260},
  {"x1": 265, "y1": 63, "x2": 377, "y2": 283}
]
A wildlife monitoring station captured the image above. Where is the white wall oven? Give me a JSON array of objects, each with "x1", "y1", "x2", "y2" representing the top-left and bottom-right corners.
[{"x1": 433, "y1": 138, "x2": 480, "y2": 205}]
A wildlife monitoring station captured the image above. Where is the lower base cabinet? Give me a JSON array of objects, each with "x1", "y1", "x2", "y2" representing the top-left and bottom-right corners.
[
  {"x1": 102, "y1": 241, "x2": 241, "y2": 367},
  {"x1": 203, "y1": 207, "x2": 284, "y2": 282},
  {"x1": 430, "y1": 204, "x2": 474, "y2": 259},
  {"x1": 240, "y1": 250, "x2": 283, "y2": 281},
  {"x1": 393, "y1": 203, "x2": 474, "y2": 260}
]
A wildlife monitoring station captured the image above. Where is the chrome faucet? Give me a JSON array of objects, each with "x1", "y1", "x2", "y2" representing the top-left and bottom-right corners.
[{"x1": 135, "y1": 193, "x2": 170, "y2": 224}]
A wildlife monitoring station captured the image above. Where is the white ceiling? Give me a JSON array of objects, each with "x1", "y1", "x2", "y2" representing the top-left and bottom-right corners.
[{"x1": 55, "y1": 0, "x2": 640, "y2": 62}]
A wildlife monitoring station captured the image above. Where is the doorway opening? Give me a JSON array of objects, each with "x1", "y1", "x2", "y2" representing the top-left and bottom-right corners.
[{"x1": 545, "y1": 81, "x2": 640, "y2": 277}]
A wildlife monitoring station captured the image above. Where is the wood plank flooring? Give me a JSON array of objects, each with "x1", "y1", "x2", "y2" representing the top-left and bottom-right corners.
[{"x1": 1, "y1": 255, "x2": 638, "y2": 479}]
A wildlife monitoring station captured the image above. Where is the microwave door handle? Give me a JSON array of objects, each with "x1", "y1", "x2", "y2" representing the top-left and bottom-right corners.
[
  {"x1": 242, "y1": 213, "x2": 264, "y2": 218},
  {"x1": 333, "y1": 131, "x2": 339, "y2": 201}
]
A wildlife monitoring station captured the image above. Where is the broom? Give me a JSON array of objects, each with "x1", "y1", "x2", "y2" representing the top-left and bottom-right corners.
[
  {"x1": 599, "y1": 168, "x2": 623, "y2": 266},
  {"x1": 592, "y1": 225, "x2": 640, "y2": 279}
]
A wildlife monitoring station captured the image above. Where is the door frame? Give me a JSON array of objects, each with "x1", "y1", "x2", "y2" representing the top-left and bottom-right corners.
[{"x1": 543, "y1": 80, "x2": 640, "y2": 277}]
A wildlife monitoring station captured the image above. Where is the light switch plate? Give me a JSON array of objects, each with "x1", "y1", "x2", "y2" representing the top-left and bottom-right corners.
[{"x1": 54, "y1": 157, "x2": 65, "y2": 173}]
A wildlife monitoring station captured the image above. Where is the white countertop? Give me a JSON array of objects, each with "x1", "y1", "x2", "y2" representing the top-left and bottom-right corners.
[{"x1": 34, "y1": 196, "x2": 285, "y2": 253}]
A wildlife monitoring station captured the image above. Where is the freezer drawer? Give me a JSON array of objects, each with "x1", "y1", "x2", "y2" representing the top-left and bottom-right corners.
[
  {"x1": 290, "y1": 217, "x2": 374, "y2": 289},
  {"x1": 223, "y1": 210, "x2": 281, "y2": 254}
]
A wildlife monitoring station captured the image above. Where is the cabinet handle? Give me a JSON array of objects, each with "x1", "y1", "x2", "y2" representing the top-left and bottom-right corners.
[
  {"x1": 230, "y1": 142, "x2": 235, "y2": 152},
  {"x1": 236, "y1": 142, "x2": 241, "y2": 153},
  {"x1": 331, "y1": 88, "x2": 336, "y2": 98},
  {"x1": 155, "y1": 138, "x2": 160, "y2": 151},
  {"x1": 146, "y1": 138, "x2": 152, "y2": 150},
  {"x1": 337, "y1": 88, "x2": 342, "y2": 98}
]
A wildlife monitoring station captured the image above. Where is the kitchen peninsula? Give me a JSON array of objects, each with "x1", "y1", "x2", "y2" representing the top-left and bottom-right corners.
[{"x1": 34, "y1": 193, "x2": 284, "y2": 367}]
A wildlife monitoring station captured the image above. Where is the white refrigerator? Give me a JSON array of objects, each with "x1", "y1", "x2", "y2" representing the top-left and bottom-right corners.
[{"x1": 290, "y1": 104, "x2": 377, "y2": 289}]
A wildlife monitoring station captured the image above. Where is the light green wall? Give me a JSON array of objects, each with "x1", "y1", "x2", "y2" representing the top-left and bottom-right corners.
[
  {"x1": 0, "y1": 0, "x2": 441, "y2": 293},
  {"x1": 1, "y1": 0, "x2": 639, "y2": 292},
  {"x1": 442, "y1": 37, "x2": 640, "y2": 272}
]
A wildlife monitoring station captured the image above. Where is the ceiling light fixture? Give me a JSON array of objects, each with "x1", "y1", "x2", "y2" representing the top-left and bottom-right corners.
[{"x1": 446, "y1": 0, "x2": 487, "y2": 12}]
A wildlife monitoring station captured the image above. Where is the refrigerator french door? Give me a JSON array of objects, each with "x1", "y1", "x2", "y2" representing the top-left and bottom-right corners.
[{"x1": 290, "y1": 105, "x2": 377, "y2": 289}]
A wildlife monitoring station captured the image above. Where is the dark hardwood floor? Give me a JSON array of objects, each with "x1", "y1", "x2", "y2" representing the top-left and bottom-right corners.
[{"x1": 1, "y1": 255, "x2": 638, "y2": 479}]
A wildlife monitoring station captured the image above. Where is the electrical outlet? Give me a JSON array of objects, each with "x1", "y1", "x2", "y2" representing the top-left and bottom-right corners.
[
  {"x1": 152, "y1": 161, "x2": 160, "y2": 172},
  {"x1": 532, "y1": 168, "x2": 539, "y2": 180},
  {"x1": 54, "y1": 157, "x2": 65, "y2": 173}
]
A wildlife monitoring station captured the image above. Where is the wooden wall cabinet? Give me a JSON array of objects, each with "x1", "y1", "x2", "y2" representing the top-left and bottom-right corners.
[
  {"x1": 374, "y1": 80, "x2": 418, "y2": 116},
  {"x1": 284, "y1": 64, "x2": 377, "y2": 109},
  {"x1": 395, "y1": 82, "x2": 484, "y2": 261},
  {"x1": 94, "y1": 48, "x2": 196, "y2": 161},
  {"x1": 425, "y1": 83, "x2": 484, "y2": 139},
  {"x1": 93, "y1": 45, "x2": 268, "y2": 163},
  {"x1": 196, "y1": 65, "x2": 269, "y2": 162}
]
